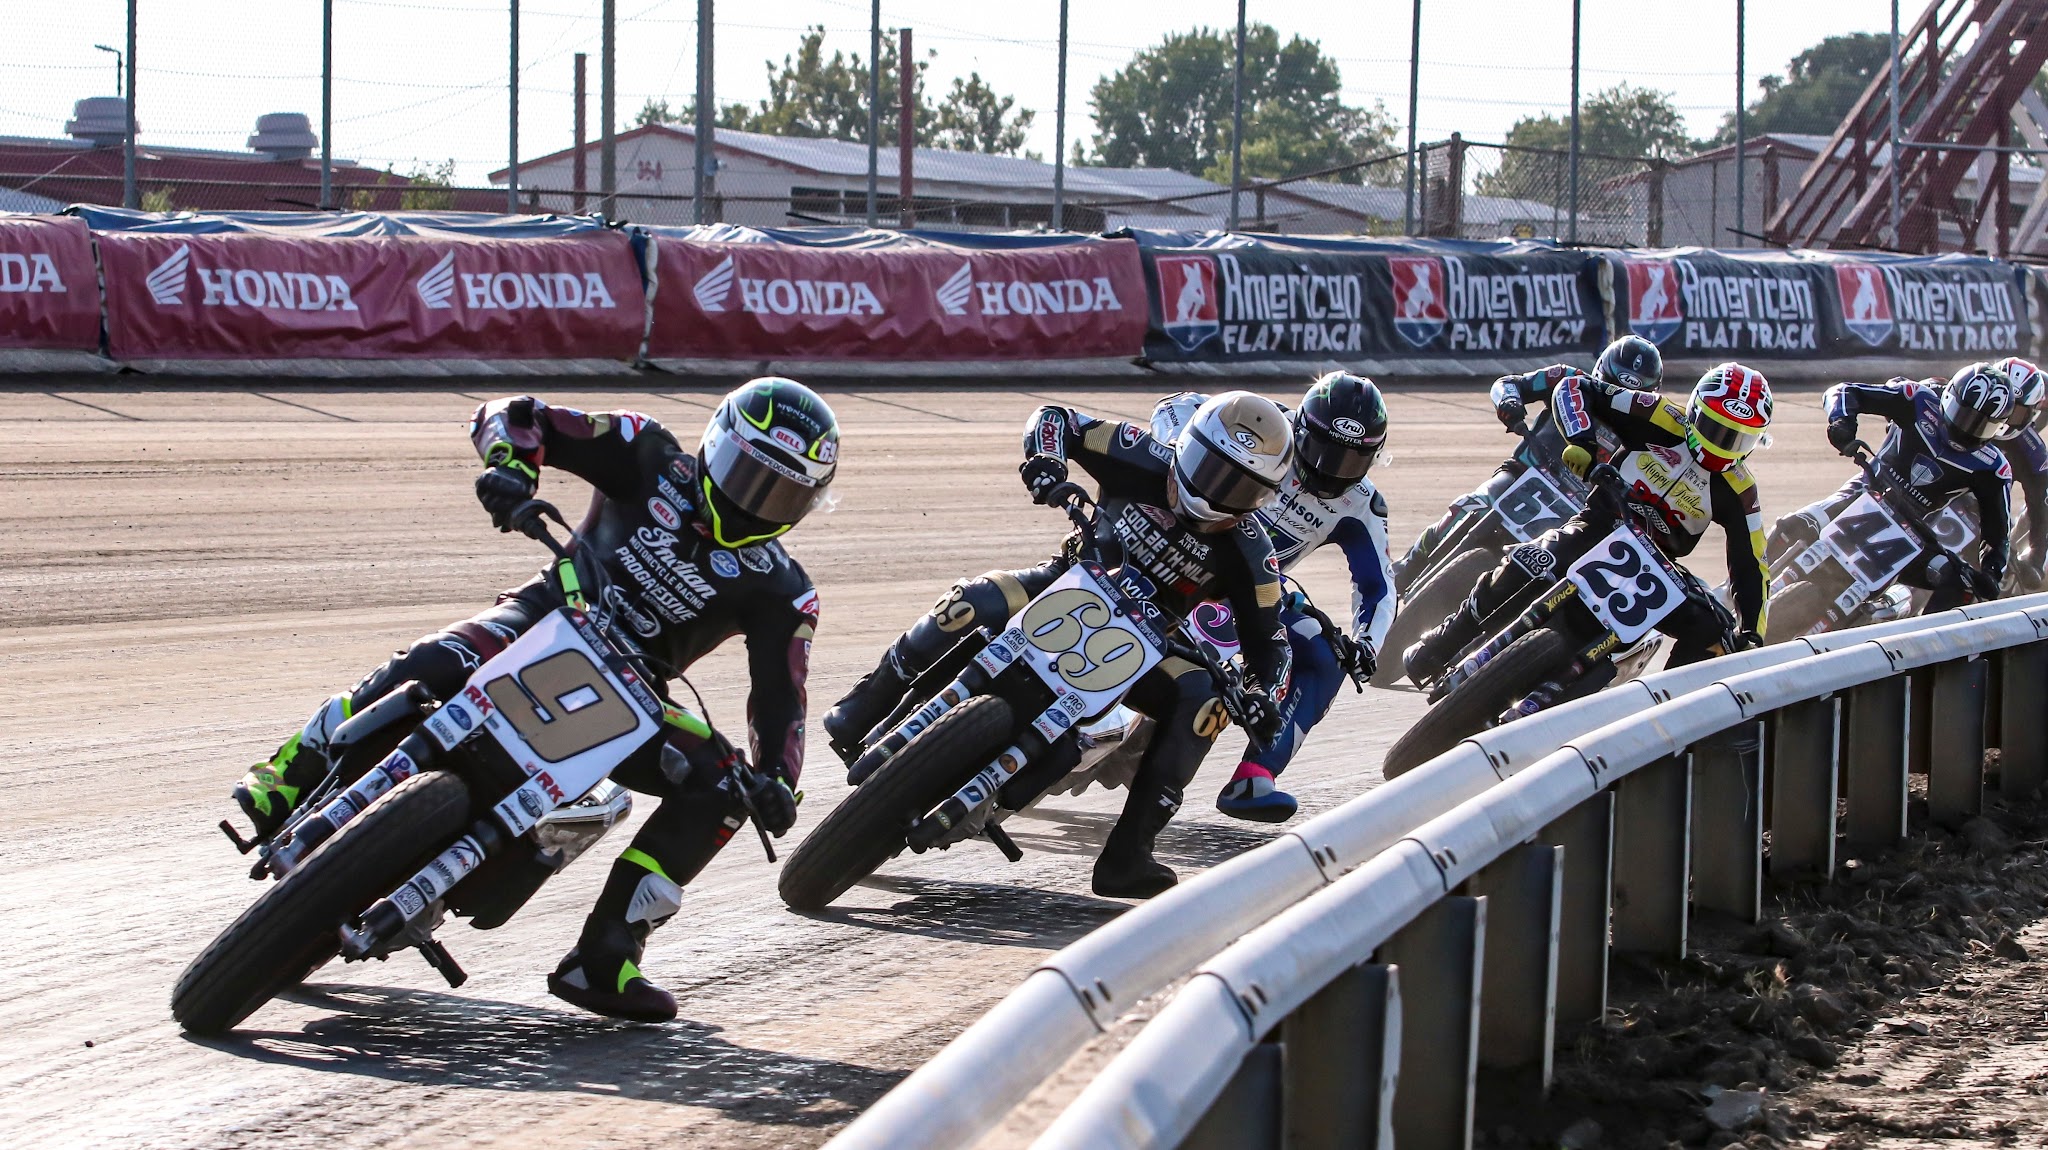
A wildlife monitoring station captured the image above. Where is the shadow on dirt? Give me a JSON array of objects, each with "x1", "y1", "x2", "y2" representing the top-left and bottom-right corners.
[
  {"x1": 1003, "y1": 805, "x2": 1279, "y2": 868},
  {"x1": 826, "y1": 872, "x2": 1128, "y2": 948},
  {"x1": 188, "y1": 985, "x2": 902, "y2": 1126}
]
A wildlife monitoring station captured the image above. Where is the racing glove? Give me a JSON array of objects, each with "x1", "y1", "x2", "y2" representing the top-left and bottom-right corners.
[
  {"x1": 1981, "y1": 550, "x2": 2009, "y2": 596},
  {"x1": 1237, "y1": 688, "x2": 1286, "y2": 748},
  {"x1": 1494, "y1": 394, "x2": 1528, "y2": 433},
  {"x1": 1560, "y1": 444, "x2": 1593, "y2": 478},
  {"x1": 1734, "y1": 629, "x2": 1764, "y2": 652},
  {"x1": 1825, "y1": 418, "x2": 1858, "y2": 457},
  {"x1": 742, "y1": 768, "x2": 800, "y2": 837},
  {"x1": 1019, "y1": 454, "x2": 1070, "y2": 504},
  {"x1": 475, "y1": 462, "x2": 539, "y2": 532},
  {"x1": 1338, "y1": 636, "x2": 1377, "y2": 681}
]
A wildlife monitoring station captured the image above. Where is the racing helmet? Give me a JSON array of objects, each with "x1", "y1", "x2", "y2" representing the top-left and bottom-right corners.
[
  {"x1": 1293, "y1": 371, "x2": 1389, "y2": 498},
  {"x1": 1940, "y1": 362, "x2": 2015, "y2": 449},
  {"x1": 1594, "y1": 334, "x2": 1664, "y2": 392},
  {"x1": 1993, "y1": 356, "x2": 2045, "y2": 439},
  {"x1": 1685, "y1": 363, "x2": 1773, "y2": 473},
  {"x1": 1168, "y1": 391, "x2": 1293, "y2": 529},
  {"x1": 696, "y1": 377, "x2": 839, "y2": 548}
]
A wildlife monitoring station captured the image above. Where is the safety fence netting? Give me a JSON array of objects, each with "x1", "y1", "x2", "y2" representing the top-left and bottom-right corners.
[{"x1": 0, "y1": 207, "x2": 2037, "y2": 371}]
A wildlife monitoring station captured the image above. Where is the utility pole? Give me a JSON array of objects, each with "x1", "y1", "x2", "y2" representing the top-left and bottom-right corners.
[
  {"x1": 1568, "y1": 0, "x2": 1581, "y2": 244},
  {"x1": 123, "y1": 0, "x2": 137, "y2": 209},
  {"x1": 1227, "y1": 0, "x2": 1247, "y2": 231},
  {"x1": 1403, "y1": 0, "x2": 1420, "y2": 235},
  {"x1": 1889, "y1": 0, "x2": 1902, "y2": 244},
  {"x1": 1734, "y1": 0, "x2": 1746, "y2": 247},
  {"x1": 600, "y1": 0, "x2": 616, "y2": 212},
  {"x1": 866, "y1": 0, "x2": 880, "y2": 226},
  {"x1": 1052, "y1": 0, "x2": 1070, "y2": 230},
  {"x1": 320, "y1": 0, "x2": 333, "y2": 209},
  {"x1": 899, "y1": 27, "x2": 914, "y2": 228},
  {"x1": 507, "y1": 0, "x2": 520, "y2": 214},
  {"x1": 573, "y1": 53, "x2": 587, "y2": 212},
  {"x1": 693, "y1": 0, "x2": 714, "y2": 224}
]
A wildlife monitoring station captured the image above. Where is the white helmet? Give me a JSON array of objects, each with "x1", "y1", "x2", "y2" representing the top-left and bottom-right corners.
[
  {"x1": 1169, "y1": 391, "x2": 1293, "y2": 527},
  {"x1": 1994, "y1": 356, "x2": 2045, "y2": 439}
]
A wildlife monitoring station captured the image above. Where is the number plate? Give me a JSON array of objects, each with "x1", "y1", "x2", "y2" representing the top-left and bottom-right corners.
[
  {"x1": 1816, "y1": 492, "x2": 1919, "y2": 593},
  {"x1": 1564, "y1": 524, "x2": 1688, "y2": 644},
  {"x1": 1009, "y1": 565, "x2": 1166, "y2": 719},
  {"x1": 1496, "y1": 468, "x2": 1579, "y2": 543}
]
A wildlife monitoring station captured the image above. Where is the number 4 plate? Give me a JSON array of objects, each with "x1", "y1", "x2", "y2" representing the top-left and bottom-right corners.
[{"x1": 1564, "y1": 524, "x2": 1688, "y2": 645}]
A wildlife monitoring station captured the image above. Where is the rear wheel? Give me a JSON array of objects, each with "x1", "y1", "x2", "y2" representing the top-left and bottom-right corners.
[
  {"x1": 171, "y1": 770, "x2": 472, "y2": 1036},
  {"x1": 1765, "y1": 580, "x2": 1835, "y2": 644},
  {"x1": 779, "y1": 695, "x2": 1016, "y2": 912},
  {"x1": 1376, "y1": 546, "x2": 1498, "y2": 687},
  {"x1": 1382, "y1": 627, "x2": 1577, "y2": 778}
]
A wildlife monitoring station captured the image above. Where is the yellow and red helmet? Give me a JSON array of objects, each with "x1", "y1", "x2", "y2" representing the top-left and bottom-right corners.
[{"x1": 1685, "y1": 363, "x2": 1772, "y2": 472}]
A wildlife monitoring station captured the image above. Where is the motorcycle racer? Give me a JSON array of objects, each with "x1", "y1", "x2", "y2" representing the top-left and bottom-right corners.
[
  {"x1": 230, "y1": 379, "x2": 835, "y2": 1023},
  {"x1": 1393, "y1": 335, "x2": 1662, "y2": 587},
  {"x1": 822, "y1": 393, "x2": 1296, "y2": 898},
  {"x1": 1994, "y1": 357, "x2": 2048, "y2": 588},
  {"x1": 1404, "y1": 362, "x2": 1772, "y2": 684},
  {"x1": 1150, "y1": 373, "x2": 1394, "y2": 823}
]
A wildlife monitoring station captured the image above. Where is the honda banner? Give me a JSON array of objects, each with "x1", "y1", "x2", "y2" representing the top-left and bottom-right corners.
[
  {"x1": 646, "y1": 236, "x2": 1149, "y2": 359},
  {"x1": 1139, "y1": 240, "x2": 1604, "y2": 363},
  {"x1": 0, "y1": 215, "x2": 101, "y2": 351},
  {"x1": 98, "y1": 231, "x2": 644, "y2": 359},
  {"x1": 1611, "y1": 248, "x2": 2029, "y2": 360}
]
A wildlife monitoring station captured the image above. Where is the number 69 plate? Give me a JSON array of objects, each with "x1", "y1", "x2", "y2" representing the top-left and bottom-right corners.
[{"x1": 1564, "y1": 525, "x2": 1688, "y2": 644}]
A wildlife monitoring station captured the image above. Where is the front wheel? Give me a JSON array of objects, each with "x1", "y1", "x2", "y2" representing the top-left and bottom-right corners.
[
  {"x1": 1765, "y1": 580, "x2": 1835, "y2": 644},
  {"x1": 1376, "y1": 546, "x2": 1498, "y2": 688},
  {"x1": 779, "y1": 694, "x2": 1016, "y2": 912},
  {"x1": 1381, "y1": 627, "x2": 1578, "y2": 778},
  {"x1": 171, "y1": 770, "x2": 472, "y2": 1036}
]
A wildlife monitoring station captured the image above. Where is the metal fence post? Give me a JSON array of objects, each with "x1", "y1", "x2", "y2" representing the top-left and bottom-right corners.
[
  {"x1": 1538, "y1": 792, "x2": 1611, "y2": 1030},
  {"x1": 1467, "y1": 844, "x2": 1562, "y2": 1092},
  {"x1": 1376, "y1": 896, "x2": 1486, "y2": 1150},
  {"x1": 1768, "y1": 695, "x2": 1840, "y2": 879},
  {"x1": 1844, "y1": 676, "x2": 1909, "y2": 852},
  {"x1": 1909, "y1": 667, "x2": 1933, "y2": 776},
  {"x1": 1928, "y1": 657, "x2": 1988, "y2": 827},
  {"x1": 1691, "y1": 722, "x2": 1762, "y2": 922},
  {"x1": 1999, "y1": 641, "x2": 2048, "y2": 795},
  {"x1": 1281, "y1": 964, "x2": 1401, "y2": 1150},
  {"x1": 1180, "y1": 1039, "x2": 1282, "y2": 1150},
  {"x1": 1612, "y1": 755, "x2": 1691, "y2": 959}
]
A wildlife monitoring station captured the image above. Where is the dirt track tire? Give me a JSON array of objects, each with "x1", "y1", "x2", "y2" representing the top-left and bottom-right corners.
[
  {"x1": 1381, "y1": 627, "x2": 1576, "y2": 778},
  {"x1": 170, "y1": 770, "x2": 472, "y2": 1036},
  {"x1": 1765, "y1": 580, "x2": 1835, "y2": 645},
  {"x1": 1375, "y1": 547, "x2": 1498, "y2": 688},
  {"x1": 779, "y1": 695, "x2": 1015, "y2": 913}
]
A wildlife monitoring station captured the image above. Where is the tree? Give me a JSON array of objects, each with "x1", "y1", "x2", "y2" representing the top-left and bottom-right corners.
[
  {"x1": 1087, "y1": 24, "x2": 1398, "y2": 185},
  {"x1": 1482, "y1": 84, "x2": 1691, "y2": 204},
  {"x1": 1711, "y1": 32, "x2": 1892, "y2": 143}
]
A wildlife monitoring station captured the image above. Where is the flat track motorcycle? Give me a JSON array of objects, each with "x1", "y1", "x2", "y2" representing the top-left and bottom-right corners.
[{"x1": 172, "y1": 500, "x2": 778, "y2": 1035}]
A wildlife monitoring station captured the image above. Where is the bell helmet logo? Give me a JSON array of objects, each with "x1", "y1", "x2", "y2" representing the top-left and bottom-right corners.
[
  {"x1": 1626, "y1": 260, "x2": 1683, "y2": 345},
  {"x1": 1388, "y1": 256, "x2": 1447, "y2": 348},
  {"x1": 1835, "y1": 262, "x2": 1895, "y2": 348},
  {"x1": 1156, "y1": 255, "x2": 1219, "y2": 351}
]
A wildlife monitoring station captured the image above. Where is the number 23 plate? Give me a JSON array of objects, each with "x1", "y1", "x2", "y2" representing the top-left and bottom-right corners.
[{"x1": 1565, "y1": 525, "x2": 1688, "y2": 644}]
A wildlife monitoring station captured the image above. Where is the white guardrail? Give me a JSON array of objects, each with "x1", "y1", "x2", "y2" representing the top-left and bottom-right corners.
[{"x1": 826, "y1": 593, "x2": 2048, "y2": 1150}]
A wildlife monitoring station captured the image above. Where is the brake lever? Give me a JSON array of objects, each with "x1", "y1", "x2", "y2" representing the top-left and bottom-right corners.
[{"x1": 725, "y1": 758, "x2": 780, "y2": 864}]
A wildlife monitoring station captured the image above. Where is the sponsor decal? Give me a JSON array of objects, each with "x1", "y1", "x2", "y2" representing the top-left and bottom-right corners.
[
  {"x1": 1389, "y1": 256, "x2": 1448, "y2": 347},
  {"x1": 1882, "y1": 265, "x2": 2021, "y2": 353},
  {"x1": 1441, "y1": 258, "x2": 1588, "y2": 351},
  {"x1": 709, "y1": 550, "x2": 741, "y2": 579},
  {"x1": 0, "y1": 252, "x2": 67, "y2": 293},
  {"x1": 617, "y1": 412, "x2": 646, "y2": 442},
  {"x1": 739, "y1": 544, "x2": 776, "y2": 574},
  {"x1": 1910, "y1": 457, "x2": 1940, "y2": 488},
  {"x1": 1835, "y1": 262, "x2": 1894, "y2": 347},
  {"x1": 1510, "y1": 543, "x2": 1557, "y2": 578},
  {"x1": 603, "y1": 583, "x2": 662, "y2": 638},
  {"x1": 770, "y1": 426, "x2": 806, "y2": 454},
  {"x1": 1624, "y1": 260, "x2": 1683, "y2": 345},
  {"x1": 792, "y1": 587, "x2": 821, "y2": 618},
  {"x1": 936, "y1": 259, "x2": 1126, "y2": 318},
  {"x1": 463, "y1": 685, "x2": 495, "y2": 715},
  {"x1": 536, "y1": 771, "x2": 566, "y2": 802},
  {"x1": 647, "y1": 495, "x2": 683, "y2": 530},
  {"x1": 1331, "y1": 416, "x2": 1366, "y2": 439},
  {"x1": 438, "y1": 637, "x2": 483, "y2": 671},
  {"x1": 1156, "y1": 254, "x2": 1221, "y2": 351},
  {"x1": 448, "y1": 706, "x2": 473, "y2": 731},
  {"x1": 1215, "y1": 252, "x2": 1364, "y2": 355},
  {"x1": 517, "y1": 788, "x2": 546, "y2": 819},
  {"x1": 416, "y1": 251, "x2": 457, "y2": 309},
  {"x1": 1118, "y1": 422, "x2": 1144, "y2": 449},
  {"x1": 146, "y1": 244, "x2": 360, "y2": 313},
  {"x1": 692, "y1": 253, "x2": 883, "y2": 317}
]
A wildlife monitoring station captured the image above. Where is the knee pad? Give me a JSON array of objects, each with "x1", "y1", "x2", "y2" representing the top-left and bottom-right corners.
[{"x1": 623, "y1": 865, "x2": 683, "y2": 929}]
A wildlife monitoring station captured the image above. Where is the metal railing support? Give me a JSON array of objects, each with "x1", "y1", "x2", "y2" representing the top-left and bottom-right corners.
[
  {"x1": 1844, "y1": 676, "x2": 1909, "y2": 852},
  {"x1": 1180, "y1": 1040, "x2": 1282, "y2": 1150},
  {"x1": 1690, "y1": 723, "x2": 1762, "y2": 921},
  {"x1": 1280, "y1": 964, "x2": 1401, "y2": 1150},
  {"x1": 1908, "y1": 666, "x2": 1933, "y2": 776},
  {"x1": 1467, "y1": 844, "x2": 1562, "y2": 1089},
  {"x1": 1768, "y1": 695, "x2": 1840, "y2": 878},
  {"x1": 1999, "y1": 641, "x2": 2048, "y2": 795},
  {"x1": 1537, "y1": 791, "x2": 1611, "y2": 1029},
  {"x1": 1611, "y1": 755, "x2": 1691, "y2": 958},
  {"x1": 1376, "y1": 895, "x2": 1486, "y2": 1150},
  {"x1": 1928, "y1": 656, "x2": 1987, "y2": 827}
]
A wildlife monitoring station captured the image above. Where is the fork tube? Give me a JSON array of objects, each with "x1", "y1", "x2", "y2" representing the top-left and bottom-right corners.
[{"x1": 269, "y1": 731, "x2": 436, "y2": 874}]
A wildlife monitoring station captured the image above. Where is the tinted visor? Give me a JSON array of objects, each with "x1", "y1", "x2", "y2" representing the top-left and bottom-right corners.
[
  {"x1": 1950, "y1": 402, "x2": 2001, "y2": 445},
  {"x1": 703, "y1": 428, "x2": 824, "y2": 525},
  {"x1": 1690, "y1": 408, "x2": 1762, "y2": 458},
  {"x1": 1179, "y1": 430, "x2": 1280, "y2": 514},
  {"x1": 1297, "y1": 424, "x2": 1380, "y2": 482}
]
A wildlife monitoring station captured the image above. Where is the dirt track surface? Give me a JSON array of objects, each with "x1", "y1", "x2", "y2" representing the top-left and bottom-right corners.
[{"x1": 1, "y1": 380, "x2": 1854, "y2": 1149}]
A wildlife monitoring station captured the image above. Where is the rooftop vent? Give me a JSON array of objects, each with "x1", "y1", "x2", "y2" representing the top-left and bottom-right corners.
[
  {"x1": 64, "y1": 96, "x2": 132, "y2": 148},
  {"x1": 248, "y1": 112, "x2": 318, "y2": 161}
]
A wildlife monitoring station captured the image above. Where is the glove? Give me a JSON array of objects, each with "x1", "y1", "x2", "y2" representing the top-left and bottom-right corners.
[
  {"x1": 1337, "y1": 636, "x2": 1377, "y2": 680},
  {"x1": 1826, "y1": 418, "x2": 1858, "y2": 457},
  {"x1": 1495, "y1": 396, "x2": 1528, "y2": 433},
  {"x1": 743, "y1": 769, "x2": 800, "y2": 837},
  {"x1": 1982, "y1": 552, "x2": 2008, "y2": 595},
  {"x1": 1019, "y1": 454, "x2": 1069, "y2": 504},
  {"x1": 1560, "y1": 444, "x2": 1593, "y2": 478},
  {"x1": 1236, "y1": 689, "x2": 1285, "y2": 748},
  {"x1": 1281, "y1": 589, "x2": 1311, "y2": 615},
  {"x1": 475, "y1": 463, "x2": 538, "y2": 532},
  {"x1": 1734, "y1": 629, "x2": 1764, "y2": 652}
]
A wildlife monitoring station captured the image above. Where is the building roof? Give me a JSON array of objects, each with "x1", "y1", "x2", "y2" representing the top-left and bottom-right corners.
[{"x1": 1275, "y1": 180, "x2": 1558, "y2": 224}]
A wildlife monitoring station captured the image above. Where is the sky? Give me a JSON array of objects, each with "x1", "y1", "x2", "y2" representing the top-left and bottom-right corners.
[{"x1": 1, "y1": 1, "x2": 1902, "y2": 187}]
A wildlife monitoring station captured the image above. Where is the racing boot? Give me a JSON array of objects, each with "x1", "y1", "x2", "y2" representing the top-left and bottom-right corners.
[
  {"x1": 1093, "y1": 779, "x2": 1182, "y2": 899},
  {"x1": 1402, "y1": 597, "x2": 1486, "y2": 686},
  {"x1": 822, "y1": 655, "x2": 910, "y2": 767},
  {"x1": 1215, "y1": 762, "x2": 1298, "y2": 823},
  {"x1": 231, "y1": 694, "x2": 351, "y2": 842},
  {"x1": 548, "y1": 849, "x2": 682, "y2": 1023}
]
